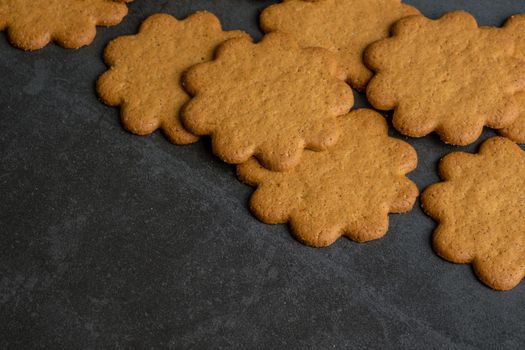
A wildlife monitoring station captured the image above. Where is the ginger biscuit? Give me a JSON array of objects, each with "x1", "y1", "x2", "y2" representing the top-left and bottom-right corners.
[
  {"x1": 182, "y1": 32, "x2": 354, "y2": 171},
  {"x1": 365, "y1": 11, "x2": 525, "y2": 146},
  {"x1": 97, "y1": 12, "x2": 248, "y2": 144},
  {"x1": 499, "y1": 92, "x2": 525, "y2": 144},
  {"x1": 237, "y1": 109, "x2": 418, "y2": 248},
  {"x1": 0, "y1": 0, "x2": 133, "y2": 50},
  {"x1": 499, "y1": 14, "x2": 525, "y2": 144},
  {"x1": 422, "y1": 137, "x2": 525, "y2": 291},
  {"x1": 260, "y1": 0, "x2": 419, "y2": 91}
]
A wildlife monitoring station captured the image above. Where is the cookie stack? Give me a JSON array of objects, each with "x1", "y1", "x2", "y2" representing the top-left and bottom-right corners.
[
  {"x1": 96, "y1": 1, "x2": 525, "y2": 291},
  {"x1": 1, "y1": 0, "x2": 523, "y2": 291}
]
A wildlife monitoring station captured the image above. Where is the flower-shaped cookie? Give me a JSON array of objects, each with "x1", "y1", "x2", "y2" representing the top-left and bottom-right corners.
[
  {"x1": 237, "y1": 109, "x2": 418, "y2": 247},
  {"x1": 0, "y1": 0, "x2": 133, "y2": 50},
  {"x1": 260, "y1": 0, "x2": 419, "y2": 91},
  {"x1": 183, "y1": 32, "x2": 354, "y2": 171},
  {"x1": 422, "y1": 137, "x2": 525, "y2": 291},
  {"x1": 365, "y1": 11, "x2": 525, "y2": 146},
  {"x1": 499, "y1": 14, "x2": 525, "y2": 144},
  {"x1": 97, "y1": 13, "x2": 248, "y2": 145}
]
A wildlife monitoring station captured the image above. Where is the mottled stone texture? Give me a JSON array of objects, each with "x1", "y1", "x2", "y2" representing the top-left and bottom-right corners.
[{"x1": 0, "y1": 1, "x2": 524, "y2": 349}]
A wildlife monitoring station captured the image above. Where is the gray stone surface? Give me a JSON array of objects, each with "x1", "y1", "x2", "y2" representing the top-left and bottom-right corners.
[{"x1": 0, "y1": 0, "x2": 524, "y2": 349}]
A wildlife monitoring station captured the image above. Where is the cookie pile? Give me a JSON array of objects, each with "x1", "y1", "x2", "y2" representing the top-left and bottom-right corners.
[
  {"x1": 97, "y1": 10, "x2": 419, "y2": 250},
  {"x1": 2, "y1": 0, "x2": 523, "y2": 291}
]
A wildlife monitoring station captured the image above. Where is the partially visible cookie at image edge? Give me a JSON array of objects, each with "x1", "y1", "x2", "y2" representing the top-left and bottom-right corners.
[
  {"x1": 421, "y1": 137, "x2": 525, "y2": 291},
  {"x1": 365, "y1": 11, "x2": 525, "y2": 146},
  {"x1": 498, "y1": 14, "x2": 525, "y2": 144},
  {"x1": 0, "y1": 0, "x2": 133, "y2": 50},
  {"x1": 260, "y1": 0, "x2": 420, "y2": 91}
]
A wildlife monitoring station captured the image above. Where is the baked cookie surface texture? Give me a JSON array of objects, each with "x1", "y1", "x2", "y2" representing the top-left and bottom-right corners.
[
  {"x1": 499, "y1": 14, "x2": 525, "y2": 144},
  {"x1": 422, "y1": 137, "x2": 525, "y2": 291},
  {"x1": 366, "y1": 11, "x2": 525, "y2": 146},
  {"x1": 183, "y1": 32, "x2": 354, "y2": 171},
  {"x1": 260, "y1": 0, "x2": 419, "y2": 91},
  {"x1": 0, "y1": 0, "x2": 133, "y2": 50},
  {"x1": 97, "y1": 12, "x2": 248, "y2": 144},
  {"x1": 238, "y1": 109, "x2": 418, "y2": 248}
]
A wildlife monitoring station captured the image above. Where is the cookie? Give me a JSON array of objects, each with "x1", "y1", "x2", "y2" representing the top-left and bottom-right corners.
[
  {"x1": 260, "y1": 0, "x2": 419, "y2": 91},
  {"x1": 97, "y1": 12, "x2": 248, "y2": 145},
  {"x1": 237, "y1": 109, "x2": 418, "y2": 248},
  {"x1": 0, "y1": 0, "x2": 133, "y2": 50},
  {"x1": 182, "y1": 32, "x2": 354, "y2": 171},
  {"x1": 365, "y1": 11, "x2": 525, "y2": 146},
  {"x1": 421, "y1": 137, "x2": 525, "y2": 291},
  {"x1": 499, "y1": 92, "x2": 525, "y2": 144},
  {"x1": 498, "y1": 14, "x2": 525, "y2": 144}
]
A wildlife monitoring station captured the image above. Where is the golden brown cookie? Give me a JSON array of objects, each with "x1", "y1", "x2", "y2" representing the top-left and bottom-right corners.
[
  {"x1": 499, "y1": 92, "x2": 525, "y2": 144},
  {"x1": 365, "y1": 11, "x2": 525, "y2": 146},
  {"x1": 260, "y1": 0, "x2": 420, "y2": 91},
  {"x1": 499, "y1": 14, "x2": 525, "y2": 144},
  {"x1": 97, "y1": 12, "x2": 248, "y2": 145},
  {"x1": 182, "y1": 32, "x2": 354, "y2": 171},
  {"x1": 0, "y1": 0, "x2": 133, "y2": 50},
  {"x1": 237, "y1": 109, "x2": 418, "y2": 248},
  {"x1": 421, "y1": 137, "x2": 525, "y2": 291}
]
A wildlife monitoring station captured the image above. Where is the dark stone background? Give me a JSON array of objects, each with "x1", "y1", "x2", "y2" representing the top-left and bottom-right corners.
[{"x1": 1, "y1": 1, "x2": 524, "y2": 349}]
